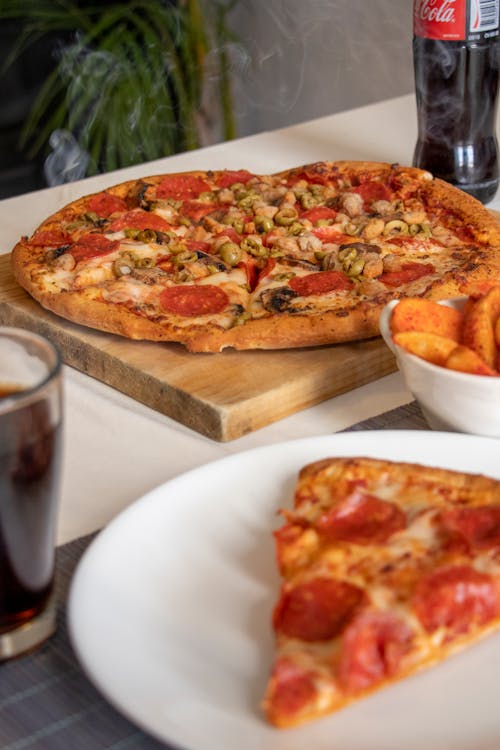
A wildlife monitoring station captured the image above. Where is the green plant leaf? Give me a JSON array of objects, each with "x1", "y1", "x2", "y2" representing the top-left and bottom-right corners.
[{"x1": 1, "y1": 0, "x2": 240, "y2": 176}]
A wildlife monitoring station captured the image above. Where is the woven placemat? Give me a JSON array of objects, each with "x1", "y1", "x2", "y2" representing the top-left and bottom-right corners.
[{"x1": 0, "y1": 400, "x2": 425, "y2": 749}]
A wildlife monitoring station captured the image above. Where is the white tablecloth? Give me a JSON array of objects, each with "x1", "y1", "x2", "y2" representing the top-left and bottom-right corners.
[{"x1": 2, "y1": 93, "x2": 498, "y2": 544}]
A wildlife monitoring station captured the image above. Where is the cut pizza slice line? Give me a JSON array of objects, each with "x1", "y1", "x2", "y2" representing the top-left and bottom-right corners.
[{"x1": 263, "y1": 457, "x2": 500, "y2": 728}]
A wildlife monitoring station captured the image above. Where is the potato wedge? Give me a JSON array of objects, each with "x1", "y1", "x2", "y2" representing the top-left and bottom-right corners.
[
  {"x1": 393, "y1": 331, "x2": 458, "y2": 366},
  {"x1": 461, "y1": 286, "x2": 500, "y2": 369},
  {"x1": 495, "y1": 316, "x2": 500, "y2": 348},
  {"x1": 390, "y1": 298, "x2": 463, "y2": 340},
  {"x1": 445, "y1": 345, "x2": 497, "y2": 376}
]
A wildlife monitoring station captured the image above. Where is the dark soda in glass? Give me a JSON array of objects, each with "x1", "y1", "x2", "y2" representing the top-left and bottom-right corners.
[
  {"x1": 0, "y1": 390, "x2": 62, "y2": 633},
  {"x1": 0, "y1": 329, "x2": 62, "y2": 658}
]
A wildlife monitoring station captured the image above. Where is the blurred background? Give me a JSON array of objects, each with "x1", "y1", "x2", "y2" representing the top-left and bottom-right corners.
[{"x1": 0, "y1": 0, "x2": 413, "y2": 200}]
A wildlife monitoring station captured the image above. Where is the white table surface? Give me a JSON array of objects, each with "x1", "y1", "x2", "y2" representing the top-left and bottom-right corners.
[{"x1": 2, "y1": 93, "x2": 499, "y2": 545}]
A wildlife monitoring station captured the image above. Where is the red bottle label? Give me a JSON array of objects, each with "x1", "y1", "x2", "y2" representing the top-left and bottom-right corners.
[
  {"x1": 414, "y1": 0, "x2": 467, "y2": 39},
  {"x1": 414, "y1": 0, "x2": 499, "y2": 40}
]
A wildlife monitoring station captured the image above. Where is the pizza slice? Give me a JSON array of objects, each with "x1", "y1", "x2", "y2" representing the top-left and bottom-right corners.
[{"x1": 262, "y1": 457, "x2": 500, "y2": 728}]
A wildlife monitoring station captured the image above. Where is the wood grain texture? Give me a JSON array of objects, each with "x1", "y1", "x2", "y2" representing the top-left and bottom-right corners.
[{"x1": 0, "y1": 253, "x2": 396, "y2": 440}]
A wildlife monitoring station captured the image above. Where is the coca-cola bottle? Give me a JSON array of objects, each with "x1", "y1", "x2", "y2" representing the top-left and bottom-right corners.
[{"x1": 413, "y1": 0, "x2": 500, "y2": 204}]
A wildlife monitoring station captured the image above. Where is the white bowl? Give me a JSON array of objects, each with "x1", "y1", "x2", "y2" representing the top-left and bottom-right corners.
[{"x1": 379, "y1": 297, "x2": 500, "y2": 437}]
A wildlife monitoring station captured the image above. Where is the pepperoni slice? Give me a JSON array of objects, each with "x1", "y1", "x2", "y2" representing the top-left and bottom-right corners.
[
  {"x1": 287, "y1": 165, "x2": 334, "y2": 186},
  {"x1": 156, "y1": 174, "x2": 211, "y2": 201},
  {"x1": 289, "y1": 270, "x2": 353, "y2": 296},
  {"x1": 311, "y1": 226, "x2": 353, "y2": 242},
  {"x1": 86, "y1": 192, "x2": 127, "y2": 217},
  {"x1": 300, "y1": 206, "x2": 337, "y2": 223},
  {"x1": 265, "y1": 657, "x2": 318, "y2": 720},
  {"x1": 160, "y1": 284, "x2": 229, "y2": 317},
  {"x1": 315, "y1": 487, "x2": 406, "y2": 545},
  {"x1": 107, "y1": 209, "x2": 171, "y2": 233},
  {"x1": 215, "y1": 227, "x2": 242, "y2": 244},
  {"x1": 441, "y1": 506, "x2": 500, "y2": 550},
  {"x1": 69, "y1": 233, "x2": 119, "y2": 262},
  {"x1": 180, "y1": 200, "x2": 217, "y2": 222},
  {"x1": 215, "y1": 170, "x2": 255, "y2": 189},
  {"x1": 413, "y1": 564, "x2": 500, "y2": 634},
  {"x1": 27, "y1": 230, "x2": 71, "y2": 247},
  {"x1": 258, "y1": 257, "x2": 277, "y2": 281},
  {"x1": 238, "y1": 259, "x2": 259, "y2": 290},
  {"x1": 353, "y1": 181, "x2": 392, "y2": 210},
  {"x1": 439, "y1": 211, "x2": 475, "y2": 243},
  {"x1": 379, "y1": 262, "x2": 435, "y2": 288},
  {"x1": 273, "y1": 577, "x2": 366, "y2": 641},
  {"x1": 453, "y1": 224, "x2": 476, "y2": 243},
  {"x1": 185, "y1": 240, "x2": 211, "y2": 254},
  {"x1": 338, "y1": 611, "x2": 414, "y2": 693}
]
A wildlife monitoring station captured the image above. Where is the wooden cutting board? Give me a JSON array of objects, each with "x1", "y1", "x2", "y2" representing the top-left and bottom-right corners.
[{"x1": 0, "y1": 253, "x2": 396, "y2": 441}]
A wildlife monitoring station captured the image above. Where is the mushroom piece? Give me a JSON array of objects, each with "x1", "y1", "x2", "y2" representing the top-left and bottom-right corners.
[
  {"x1": 130, "y1": 267, "x2": 170, "y2": 285},
  {"x1": 194, "y1": 250, "x2": 228, "y2": 272},
  {"x1": 282, "y1": 256, "x2": 319, "y2": 271},
  {"x1": 260, "y1": 286, "x2": 298, "y2": 313}
]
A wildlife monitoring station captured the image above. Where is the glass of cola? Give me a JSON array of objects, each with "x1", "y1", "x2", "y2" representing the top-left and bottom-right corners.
[{"x1": 0, "y1": 327, "x2": 63, "y2": 659}]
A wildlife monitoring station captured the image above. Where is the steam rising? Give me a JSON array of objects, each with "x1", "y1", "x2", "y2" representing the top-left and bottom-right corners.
[
  {"x1": 227, "y1": 0, "x2": 414, "y2": 136},
  {"x1": 43, "y1": 1, "x2": 415, "y2": 180},
  {"x1": 43, "y1": 36, "x2": 182, "y2": 182},
  {"x1": 45, "y1": 129, "x2": 89, "y2": 187}
]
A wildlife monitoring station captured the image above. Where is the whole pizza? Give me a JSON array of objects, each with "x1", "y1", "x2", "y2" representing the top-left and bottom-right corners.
[{"x1": 11, "y1": 160, "x2": 500, "y2": 352}]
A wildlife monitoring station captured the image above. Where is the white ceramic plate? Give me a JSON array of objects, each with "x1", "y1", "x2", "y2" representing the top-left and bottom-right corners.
[{"x1": 68, "y1": 431, "x2": 500, "y2": 750}]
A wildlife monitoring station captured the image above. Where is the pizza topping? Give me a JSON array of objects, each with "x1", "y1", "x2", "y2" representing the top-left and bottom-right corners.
[
  {"x1": 159, "y1": 284, "x2": 229, "y2": 317},
  {"x1": 215, "y1": 241, "x2": 241, "y2": 268},
  {"x1": 441, "y1": 506, "x2": 500, "y2": 550},
  {"x1": 87, "y1": 192, "x2": 127, "y2": 217},
  {"x1": 180, "y1": 200, "x2": 218, "y2": 223},
  {"x1": 271, "y1": 207, "x2": 298, "y2": 228},
  {"x1": 311, "y1": 225, "x2": 354, "y2": 243},
  {"x1": 379, "y1": 262, "x2": 435, "y2": 288},
  {"x1": 69, "y1": 233, "x2": 120, "y2": 263},
  {"x1": 156, "y1": 174, "x2": 212, "y2": 201},
  {"x1": 273, "y1": 521, "x2": 319, "y2": 577},
  {"x1": 273, "y1": 577, "x2": 366, "y2": 641},
  {"x1": 259, "y1": 286, "x2": 298, "y2": 313},
  {"x1": 336, "y1": 243, "x2": 384, "y2": 280},
  {"x1": 289, "y1": 270, "x2": 353, "y2": 296},
  {"x1": 413, "y1": 564, "x2": 499, "y2": 635},
  {"x1": 315, "y1": 487, "x2": 406, "y2": 545},
  {"x1": 190, "y1": 249, "x2": 228, "y2": 274},
  {"x1": 27, "y1": 230, "x2": 71, "y2": 248},
  {"x1": 107, "y1": 209, "x2": 171, "y2": 233},
  {"x1": 340, "y1": 192, "x2": 365, "y2": 218},
  {"x1": 289, "y1": 162, "x2": 339, "y2": 187},
  {"x1": 353, "y1": 181, "x2": 392, "y2": 210},
  {"x1": 299, "y1": 206, "x2": 337, "y2": 225},
  {"x1": 214, "y1": 170, "x2": 255, "y2": 189},
  {"x1": 338, "y1": 611, "x2": 414, "y2": 693},
  {"x1": 265, "y1": 657, "x2": 319, "y2": 719}
]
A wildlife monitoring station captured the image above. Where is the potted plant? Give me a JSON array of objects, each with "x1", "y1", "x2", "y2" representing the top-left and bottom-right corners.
[{"x1": 0, "y1": 0, "x2": 238, "y2": 183}]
